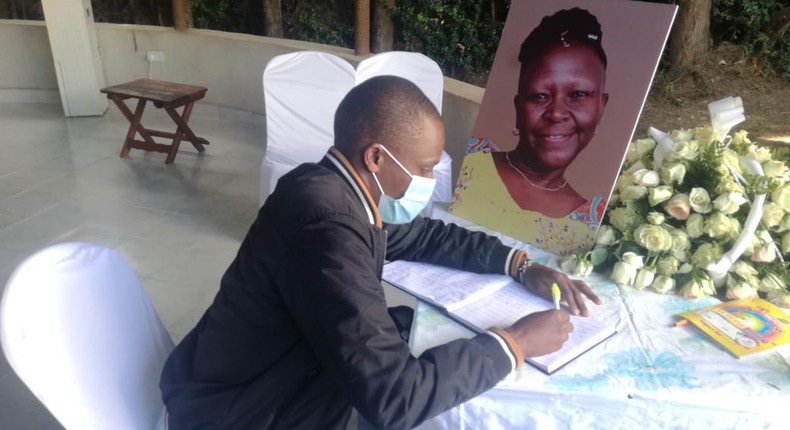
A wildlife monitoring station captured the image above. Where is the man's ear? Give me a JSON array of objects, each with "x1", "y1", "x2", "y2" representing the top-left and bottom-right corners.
[{"x1": 363, "y1": 143, "x2": 384, "y2": 173}]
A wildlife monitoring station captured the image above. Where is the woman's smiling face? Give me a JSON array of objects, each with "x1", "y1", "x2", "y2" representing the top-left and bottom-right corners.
[{"x1": 514, "y1": 44, "x2": 608, "y2": 172}]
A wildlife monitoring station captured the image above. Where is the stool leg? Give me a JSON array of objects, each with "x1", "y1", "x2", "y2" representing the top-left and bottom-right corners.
[
  {"x1": 164, "y1": 102, "x2": 202, "y2": 164},
  {"x1": 113, "y1": 98, "x2": 148, "y2": 158}
]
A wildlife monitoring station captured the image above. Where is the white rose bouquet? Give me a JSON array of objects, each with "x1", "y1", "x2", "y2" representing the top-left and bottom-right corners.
[{"x1": 573, "y1": 126, "x2": 790, "y2": 307}]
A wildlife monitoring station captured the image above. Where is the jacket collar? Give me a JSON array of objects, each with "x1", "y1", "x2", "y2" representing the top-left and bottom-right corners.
[{"x1": 322, "y1": 147, "x2": 383, "y2": 228}]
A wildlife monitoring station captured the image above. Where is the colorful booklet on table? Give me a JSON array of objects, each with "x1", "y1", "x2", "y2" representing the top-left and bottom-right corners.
[
  {"x1": 677, "y1": 298, "x2": 790, "y2": 358},
  {"x1": 382, "y1": 260, "x2": 617, "y2": 374}
]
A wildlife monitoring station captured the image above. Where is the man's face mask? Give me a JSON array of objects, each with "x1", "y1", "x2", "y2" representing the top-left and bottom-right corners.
[{"x1": 371, "y1": 145, "x2": 436, "y2": 224}]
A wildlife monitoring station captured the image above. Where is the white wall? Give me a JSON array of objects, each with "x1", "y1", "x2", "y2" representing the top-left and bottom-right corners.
[{"x1": 0, "y1": 20, "x2": 482, "y2": 183}]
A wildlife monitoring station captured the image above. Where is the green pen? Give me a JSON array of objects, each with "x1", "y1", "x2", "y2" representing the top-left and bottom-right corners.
[{"x1": 551, "y1": 282, "x2": 561, "y2": 310}]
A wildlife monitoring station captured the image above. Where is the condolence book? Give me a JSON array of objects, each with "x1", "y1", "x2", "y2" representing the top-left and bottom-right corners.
[
  {"x1": 382, "y1": 261, "x2": 617, "y2": 374},
  {"x1": 677, "y1": 297, "x2": 790, "y2": 358}
]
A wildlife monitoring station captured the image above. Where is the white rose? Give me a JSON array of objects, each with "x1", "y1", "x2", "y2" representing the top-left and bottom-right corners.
[
  {"x1": 621, "y1": 252, "x2": 645, "y2": 269},
  {"x1": 721, "y1": 149, "x2": 742, "y2": 174},
  {"x1": 656, "y1": 256, "x2": 680, "y2": 276},
  {"x1": 632, "y1": 169, "x2": 660, "y2": 187},
  {"x1": 633, "y1": 268, "x2": 656, "y2": 290},
  {"x1": 670, "y1": 129, "x2": 694, "y2": 142},
  {"x1": 665, "y1": 193, "x2": 691, "y2": 220},
  {"x1": 691, "y1": 243, "x2": 721, "y2": 267},
  {"x1": 761, "y1": 202, "x2": 786, "y2": 228},
  {"x1": 647, "y1": 212, "x2": 665, "y2": 225},
  {"x1": 659, "y1": 163, "x2": 686, "y2": 185},
  {"x1": 779, "y1": 214, "x2": 790, "y2": 233},
  {"x1": 728, "y1": 216, "x2": 742, "y2": 241},
  {"x1": 611, "y1": 261, "x2": 637, "y2": 286},
  {"x1": 673, "y1": 140, "x2": 700, "y2": 161},
  {"x1": 685, "y1": 213, "x2": 705, "y2": 238},
  {"x1": 693, "y1": 127, "x2": 717, "y2": 148},
  {"x1": 783, "y1": 232, "x2": 790, "y2": 254},
  {"x1": 595, "y1": 225, "x2": 616, "y2": 246},
  {"x1": 703, "y1": 212, "x2": 733, "y2": 239},
  {"x1": 746, "y1": 145, "x2": 772, "y2": 163},
  {"x1": 634, "y1": 224, "x2": 673, "y2": 252},
  {"x1": 751, "y1": 244, "x2": 777, "y2": 263},
  {"x1": 651, "y1": 275, "x2": 676, "y2": 294},
  {"x1": 560, "y1": 254, "x2": 579, "y2": 273},
  {"x1": 772, "y1": 184, "x2": 790, "y2": 212},
  {"x1": 634, "y1": 138, "x2": 656, "y2": 157},
  {"x1": 689, "y1": 187, "x2": 713, "y2": 213},
  {"x1": 616, "y1": 173, "x2": 635, "y2": 192},
  {"x1": 624, "y1": 146, "x2": 640, "y2": 165},
  {"x1": 649, "y1": 186, "x2": 673, "y2": 206},
  {"x1": 608, "y1": 207, "x2": 642, "y2": 233},
  {"x1": 716, "y1": 177, "x2": 746, "y2": 194},
  {"x1": 680, "y1": 275, "x2": 716, "y2": 299},
  {"x1": 731, "y1": 260, "x2": 759, "y2": 285},
  {"x1": 772, "y1": 293, "x2": 790, "y2": 309},
  {"x1": 762, "y1": 160, "x2": 789, "y2": 181},
  {"x1": 713, "y1": 192, "x2": 748, "y2": 215},
  {"x1": 741, "y1": 233, "x2": 760, "y2": 257},
  {"x1": 725, "y1": 282, "x2": 759, "y2": 300},
  {"x1": 626, "y1": 160, "x2": 648, "y2": 174},
  {"x1": 730, "y1": 130, "x2": 752, "y2": 147},
  {"x1": 622, "y1": 185, "x2": 648, "y2": 202},
  {"x1": 559, "y1": 255, "x2": 593, "y2": 278},
  {"x1": 670, "y1": 228, "x2": 691, "y2": 254},
  {"x1": 759, "y1": 273, "x2": 786, "y2": 293}
]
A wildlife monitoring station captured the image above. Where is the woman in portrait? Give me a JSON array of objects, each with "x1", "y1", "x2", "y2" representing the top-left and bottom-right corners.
[{"x1": 451, "y1": 8, "x2": 610, "y2": 255}]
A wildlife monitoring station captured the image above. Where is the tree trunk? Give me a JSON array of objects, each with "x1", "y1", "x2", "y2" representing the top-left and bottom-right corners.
[
  {"x1": 172, "y1": 0, "x2": 193, "y2": 31},
  {"x1": 669, "y1": 0, "x2": 712, "y2": 76},
  {"x1": 355, "y1": 0, "x2": 370, "y2": 55},
  {"x1": 372, "y1": 0, "x2": 394, "y2": 53},
  {"x1": 0, "y1": 0, "x2": 10, "y2": 19},
  {"x1": 262, "y1": 0, "x2": 283, "y2": 37}
]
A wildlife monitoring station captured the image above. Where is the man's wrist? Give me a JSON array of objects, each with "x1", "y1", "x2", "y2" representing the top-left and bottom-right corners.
[
  {"x1": 509, "y1": 250, "x2": 528, "y2": 279},
  {"x1": 510, "y1": 251, "x2": 535, "y2": 284}
]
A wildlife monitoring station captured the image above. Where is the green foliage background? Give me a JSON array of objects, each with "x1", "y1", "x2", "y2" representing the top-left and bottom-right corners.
[{"x1": 5, "y1": 0, "x2": 788, "y2": 82}]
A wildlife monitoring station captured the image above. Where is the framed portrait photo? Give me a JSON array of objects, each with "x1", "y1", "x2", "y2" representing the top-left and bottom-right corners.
[{"x1": 449, "y1": 0, "x2": 677, "y2": 255}]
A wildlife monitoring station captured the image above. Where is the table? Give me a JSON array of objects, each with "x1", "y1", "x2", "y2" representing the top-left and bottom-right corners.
[
  {"x1": 410, "y1": 209, "x2": 790, "y2": 430},
  {"x1": 100, "y1": 79, "x2": 209, "y2": 164}
]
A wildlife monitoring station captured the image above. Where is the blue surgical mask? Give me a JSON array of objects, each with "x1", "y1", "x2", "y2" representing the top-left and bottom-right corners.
[{"x1": 372, "y1": 145, "x2": 436, "y2": 224}]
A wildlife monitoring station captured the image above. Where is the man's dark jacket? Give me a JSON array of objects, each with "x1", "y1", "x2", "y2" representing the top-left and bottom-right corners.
[{"x1": 160, "y1": 148, "x2": 517, "y2": 429}]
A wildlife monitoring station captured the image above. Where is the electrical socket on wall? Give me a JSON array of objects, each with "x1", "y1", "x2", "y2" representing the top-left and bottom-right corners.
[{"x1": 146, "y1": 50, "x2": 165, "y2": 62}]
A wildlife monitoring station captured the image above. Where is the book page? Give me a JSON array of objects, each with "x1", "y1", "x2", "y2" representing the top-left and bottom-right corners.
[
  {"x1": 452, "y1": 284, "x2": 615, "y2": 372},
  {"x1": 383, "y1": 261, "x2": 512, "y2": 310},
  {"x1": 383, "y1": 260, "x2": 617, "y2": 373}
]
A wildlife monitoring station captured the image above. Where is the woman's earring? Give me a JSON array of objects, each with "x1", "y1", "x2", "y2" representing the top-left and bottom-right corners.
[{"x1": 512, "y1": 128, "x2": 520, "y2": 136}]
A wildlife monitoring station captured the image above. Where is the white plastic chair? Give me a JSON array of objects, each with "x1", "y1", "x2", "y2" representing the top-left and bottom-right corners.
[
  {"x1": 0, "y1": 242, "x2": 174, "y2": 430},
  {"x1": 259, "y1": 51, "x2": 356, "y2": 205},
  {"x1": 356, "y1": 52, "x2": 454, "y2": 216}
]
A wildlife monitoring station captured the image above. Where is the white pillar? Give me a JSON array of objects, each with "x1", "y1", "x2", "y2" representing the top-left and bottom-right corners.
[{"x1": 41, "y1": 0, "x2": 107, "y2": 116}]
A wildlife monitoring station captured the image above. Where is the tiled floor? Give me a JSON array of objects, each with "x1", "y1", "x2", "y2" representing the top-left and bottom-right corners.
[{"x1": 0, "y1": 102, "x2": 414, "y2": 429}]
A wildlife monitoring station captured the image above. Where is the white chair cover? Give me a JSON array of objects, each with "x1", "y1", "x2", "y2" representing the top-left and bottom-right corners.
[
  {"x1": 0, "y1": 242, "x2": 174, "y2": 430},
  {"x1": 356, "y1": 52, "x2": 453, "y2": 215},
  {"x1": 259, "y1": 51, "x2": 356, "y2": 205},
  {"x1": 259, "y1": 51, "x2": 453, "y2": 216}
]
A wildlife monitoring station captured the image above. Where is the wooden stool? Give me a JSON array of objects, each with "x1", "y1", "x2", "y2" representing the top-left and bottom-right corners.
[{"x1": 101, "y1": 79, "x2": 209, "y2": 164}]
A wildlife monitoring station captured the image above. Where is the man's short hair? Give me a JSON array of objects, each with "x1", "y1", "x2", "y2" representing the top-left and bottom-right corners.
[{"x1": 334, "y1": 75, "x2": 440, "y2": 157}]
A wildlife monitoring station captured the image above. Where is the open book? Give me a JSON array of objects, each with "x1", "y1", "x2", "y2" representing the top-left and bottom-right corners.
[{"x1": 383, "y1": 260, "x2": 617, "y2": 374}]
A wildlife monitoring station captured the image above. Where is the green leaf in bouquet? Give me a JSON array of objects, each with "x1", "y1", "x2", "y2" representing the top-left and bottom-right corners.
[
  {"x1": 590, "y1": 247, "x2": 610, "y2": 266},
  {"x1": 626, "y1": 198, "x2": 651, "y2": 218},
  {"x1": 743, "y1": 174, "x2": 779, "y2": 197},
  {"x1": 615, "y1": 240, "x2": 644, "y2": 259},
  {"x1": 684, "y1": 142, "x2": 725, "y2": 194}
]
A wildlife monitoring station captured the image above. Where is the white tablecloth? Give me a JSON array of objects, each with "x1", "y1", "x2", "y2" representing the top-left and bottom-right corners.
[{"x1": 409, "y1": 209, "x2": 790, "y2": 430}]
